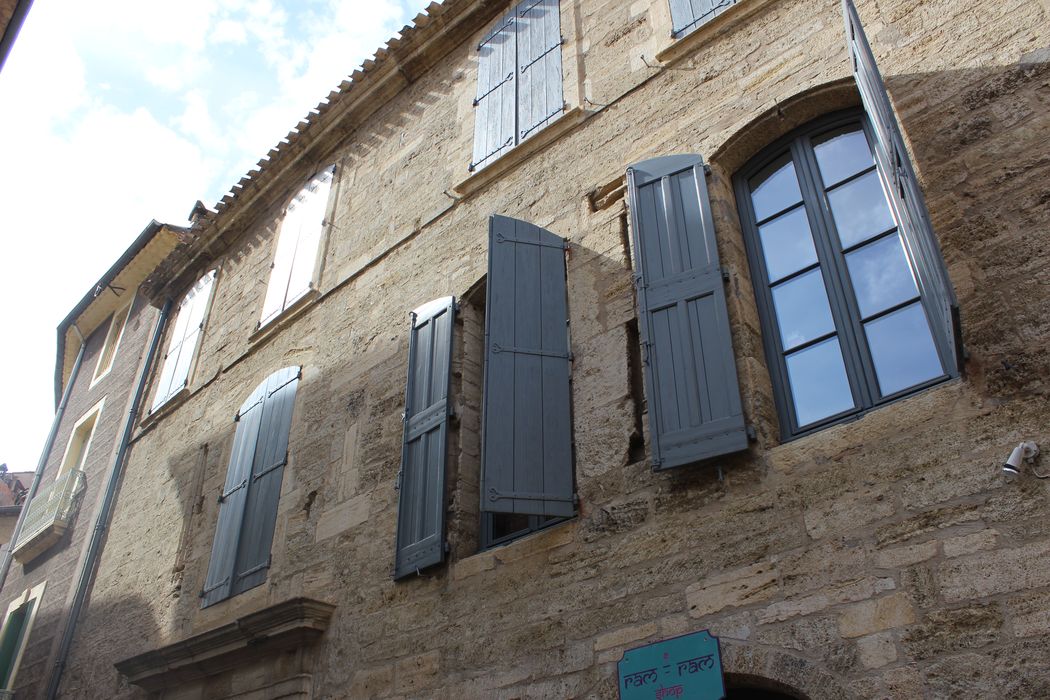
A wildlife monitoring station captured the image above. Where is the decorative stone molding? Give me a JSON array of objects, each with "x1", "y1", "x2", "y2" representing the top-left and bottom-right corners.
[{"x1": 114, "y1": 597, "x2": 336, "y2": 693}]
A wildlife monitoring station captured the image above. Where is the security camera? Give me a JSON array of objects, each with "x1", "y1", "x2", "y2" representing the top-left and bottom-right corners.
[{"x1": 1002, "y1": 441, "x2": 1041, "y2": 481}]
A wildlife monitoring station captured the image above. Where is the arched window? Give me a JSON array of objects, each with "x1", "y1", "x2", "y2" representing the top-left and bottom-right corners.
[
  {"x1": 201, "y1": 366, "x2": 300, "y2": 607},
  {"x1": 735, "y1": 112, "x2": 955, "y2": 438},
  {"x1": 260, "y1": 166, "x2": 335, "y2": 327}
]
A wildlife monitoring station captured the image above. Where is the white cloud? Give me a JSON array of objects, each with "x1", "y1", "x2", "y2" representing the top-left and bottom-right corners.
[{"x1": 0, "y1": 0, "x2": 424, "y2": 473}]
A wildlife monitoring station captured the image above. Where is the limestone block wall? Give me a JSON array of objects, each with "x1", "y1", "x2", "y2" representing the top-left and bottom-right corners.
[{"x1": 57, "y1": 0, "x2": 1050, "y2": 697}]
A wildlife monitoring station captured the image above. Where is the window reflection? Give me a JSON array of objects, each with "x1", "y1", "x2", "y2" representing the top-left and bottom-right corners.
[
  {"x1": 750, "y1": 154, "x2": 802, "y2": 221},
  {"x1": 785, "y1": 338, "x2": 855, "y2": 427},
  {"x1": 865, "y1": 304, "x2": 943, "y2": 395},
  {"x1": 827, "y1": 170, "x2": 896, "y2": 248},
  {"x1": 846, "y1": 233, "x2": 918, "y2": 318}
]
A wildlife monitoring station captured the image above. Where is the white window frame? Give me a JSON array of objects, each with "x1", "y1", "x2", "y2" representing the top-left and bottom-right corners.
[
  {"x1": 57, "y1": 399, "x2": 104, "y2": 480},
  {"x1": 259, "y1": 166, "x2": 336, "y2": 328},
  {"x1": 0, "y1": 580, "x2": 46, "y2": 692},
  {"x1": 90, "y1": 296, "x2": 134, "y2": 387},
  {"x1": 152, "y1": 270, "x2": 217, "y2": 411}
]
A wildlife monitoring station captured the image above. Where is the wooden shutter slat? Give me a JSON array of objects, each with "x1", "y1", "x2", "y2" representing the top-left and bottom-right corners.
[
  {"x1": 471, "y1": 8, "x2": 516, "y2": 171},
  {"x1": 628, "y1": 155, "x2": 748, "y2": 471},
  {"x1": 394, "y1": 297, "x2": 455, "y2": 580},
  {"x1": 516, "y1": 0, "x2": 563, "y2": 141},
  {"x1": 201, "y1": 384, "x2": 266, "y2": 608},
  {"x1": 232, "y1": 366, "x2": 299, "y2": 596},
  {"x1": 481, "y1": 216, "x2": 574, "y2": 518},
  {"x1": 843, "y1": 0, "x2": 961, "y2": 374}
]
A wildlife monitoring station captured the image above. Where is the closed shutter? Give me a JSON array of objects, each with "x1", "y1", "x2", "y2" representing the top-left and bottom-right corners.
[
  {"x1": 153, "y1": 270, "x2": 216, "y2": 410},
  {"x1": 393, "y1": 297, "x2": 456, "y2": 580},
  {"x1": 201, "y1": 382, "x2": 266, "y2": 608},
  {"x1": 261, "y1": 167, "x2": 334, "y2": 325},
  {"x1": 481, "y1": 215, "x2": 574, "y2": 518},
  {"x1": 232, "y1": 366, "x2": 300, "y2": 596},
  {"x1": 627, "y1": 155, "x2": 747, "y2": 470},
  {"x1": 843, "y1": 0, "x2": 962, "y2": 374},
  {"x1": 669, "y1": 0, "x2": 738, "y2": 37},
  {"x1": 285, "y1": 166, "x2": 335, "y2": 308},
  {"x1": 471, "y1": 7, "x2": 517, "y2": 171},
  {"x1": 516, "y1": 0, "x2": 563, "y2": 142}
]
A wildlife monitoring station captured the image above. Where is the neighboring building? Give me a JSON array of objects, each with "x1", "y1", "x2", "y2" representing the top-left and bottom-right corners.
[
  {"x1": 0, "y1": 469, "x2": 31, "y2": 551},
  {"x1": 0, "y1": 223, "x2": 183, "y2": 698},
  {"x1": 0, "y1": 0, "x2": 32, "y2": 72},
  {"x1": 10, "y1": 0, "x2": 1050, "y2": 697}
]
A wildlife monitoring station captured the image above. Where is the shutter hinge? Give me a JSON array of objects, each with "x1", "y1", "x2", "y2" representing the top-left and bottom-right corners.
[
  {"x1": 444, "y1": 541, "x2": 451, "y2": 554},
  {"x1": 651, "y1": 457, "x2": 663, "y2": 468},
  {"x1": 721, "y1": 266, "x2": 730, "y2": 283},
  {"x1": 746, "y1": 424, "x2": 757, "y2": 442},
  {"x1": 573, "y1": 493, "x2": 580, "y2": 506},
  {"x1": 395, "y1": 469, "x2": 403, "y2": 492},
  {"x1": 703, "y1": 164, "x2": 712, "y2": 176}
]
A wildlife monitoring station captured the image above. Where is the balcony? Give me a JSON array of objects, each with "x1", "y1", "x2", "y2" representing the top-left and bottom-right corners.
[{"x1": 11, "y1": 470, "x2": 86, "y2": 563}]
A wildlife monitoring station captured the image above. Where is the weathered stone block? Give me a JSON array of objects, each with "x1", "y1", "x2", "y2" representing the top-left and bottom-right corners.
[
  {"x1": 686, "y1": 561, "x2": 779, "y2": 619},
  {"x1": 838, "y1": 593, "x2": 916, "y2": 638}
]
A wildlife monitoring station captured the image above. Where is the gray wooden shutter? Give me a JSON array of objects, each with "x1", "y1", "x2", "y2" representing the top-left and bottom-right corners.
[
  {"x1": 670, "y1": 0, "x2": 738, "y2": 37},
  {"x1": 627, "y1": 155, "x2": 748, "y2": 471},
  {"x1": 843, "y1": 0, "x2": 961, "y2": 374},
  {"x1": 470, "y1": 7, "x2": 517, "y2": 171},
  {"x1": 201, "y1": 382, "x2": 266, "y2": 608},
  {"x1": 393, "y1": 297, "x2": 456, "y2": 580},
  {"x1": 516, "y1": 0, "x2": 563, "y2": 142},
  {"x1": 232, "y1": 366, "x2": 300, "y2": 597},
  {"x1": 481, "y1": 215, "x2": 574, "y2": 518}
]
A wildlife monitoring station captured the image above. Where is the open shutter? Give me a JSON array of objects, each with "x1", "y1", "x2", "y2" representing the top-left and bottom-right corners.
[
  {"x1": 481, "y1": 215, "x2": 574, "y2": 518},
  {"x1": 201, "y1": 382, "x2": 266, "y2": 608},
  {"x1": 627, "y1": 155, "x2": 748, "y2": 471},
  {"x1": 843, "y1": 0, "x2": 961, "y2": 374},
  {"x1": 516, "y1": 0, "x2": 563, "y2": 142},
  {"x1": 232, "y1": 366, "x2": 300, "y2": 596},
  {"x1": 470, "y1": 7, "x2": 517, "y2": 171},
  {"x1": 393, "y1": 297, "x2": 456, "y2": 580}
]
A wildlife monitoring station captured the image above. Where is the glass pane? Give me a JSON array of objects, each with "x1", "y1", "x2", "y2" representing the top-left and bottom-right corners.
[
  {"x1": 827, "y1": 169, "x2": 896, "y2": 248},
  {"x1": 749, "y1": 154, "x2": 802, "y2": 222},
  {"x1": 771, "y1": 268, "x2": 835, "y2": 351},
  {"x1": 846, "y1": 233, "x2": 919, "y2": 318},
  {"x1": 865, "y1": 303, "x2": 943, "y2": 396},
  {"x1": 785, "y1": 337, "x2": 855, "y2": 427},
  {"x1": 814, "y1": 126, "x2": 874, "y2": 187},
  {"x1": 758, "y1": 206, "x2": 817, "y2": 282}
]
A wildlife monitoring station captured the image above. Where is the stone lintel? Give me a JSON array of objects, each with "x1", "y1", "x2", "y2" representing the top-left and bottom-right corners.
[{"x1": 114, "y1": 597, "x2": 336, "y2": 693}]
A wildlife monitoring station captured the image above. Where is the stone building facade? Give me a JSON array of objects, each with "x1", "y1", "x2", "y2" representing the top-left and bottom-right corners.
[{"x1": 14, "y1": 0, "x2": 1050, "y2": 697}]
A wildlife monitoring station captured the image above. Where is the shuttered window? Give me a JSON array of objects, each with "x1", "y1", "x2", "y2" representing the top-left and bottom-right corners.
[
  {"x1": 201, "y1": 366, "x2": 300, "y2": 607},
  {"x1": 394, "y1": 297, "x2": 456, "y2": 580},
  {"x1": 627, "y1": 155, "x2": 749, "y2": 470},
  {"x1": 470, "y1": 0, "x2": 563, "y2": 172},
  {"x1": 260, "y1": 166, "x2": 335, "y2": 327},
  {"x1": 669, "y1": 0, "x2": 738, "y2": 38},
  {"x1": 480, "y1": 215, "x2": 575, "y2": 519},
  {"x1": 152, "y1": 270, "x2": 216, "y2": 411}
]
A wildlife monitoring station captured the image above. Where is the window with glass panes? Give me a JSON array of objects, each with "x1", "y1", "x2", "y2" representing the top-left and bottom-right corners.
[{"x1": 736, "y1": 112, "x2": 951, "y2": 438}]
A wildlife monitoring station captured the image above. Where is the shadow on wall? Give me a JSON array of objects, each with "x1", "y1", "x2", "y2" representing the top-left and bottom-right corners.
[{"x1": 50, "y1": 52, "x2": 1050, "y2": 699}]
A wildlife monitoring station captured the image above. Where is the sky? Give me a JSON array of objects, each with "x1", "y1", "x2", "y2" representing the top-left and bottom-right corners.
[{"x1": 0, "y1": 0, "x2": 430, "y2": 473}]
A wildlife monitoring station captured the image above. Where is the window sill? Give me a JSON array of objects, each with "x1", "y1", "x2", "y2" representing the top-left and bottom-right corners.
[
  {"x1": 655, "y1": 0, "x2": 780, "y2": 65},
  {"x1": 141, "y1": 386, "x2": 191, "y2": 429},
  {"x1": 453, "y1": 106, "x2": 591, "y2": 198},
  {"x1": 249, "y1": 289, "x2": 321, "y2": 346}
]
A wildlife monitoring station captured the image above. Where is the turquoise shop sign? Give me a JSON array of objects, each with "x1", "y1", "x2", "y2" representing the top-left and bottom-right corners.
[{"x1": 617, "y1": 629, "x2": 725, "y2": 700}]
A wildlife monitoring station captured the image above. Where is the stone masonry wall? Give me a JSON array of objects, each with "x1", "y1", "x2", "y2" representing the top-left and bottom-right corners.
[{"x1": 59, "y1": 0, "x2": 1050, "y2": 697}]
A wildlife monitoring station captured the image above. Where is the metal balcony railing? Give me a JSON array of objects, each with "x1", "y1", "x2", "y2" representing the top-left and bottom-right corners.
[{"x1": 12, "y1": 469, "x2": 86, "y2": 558}]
